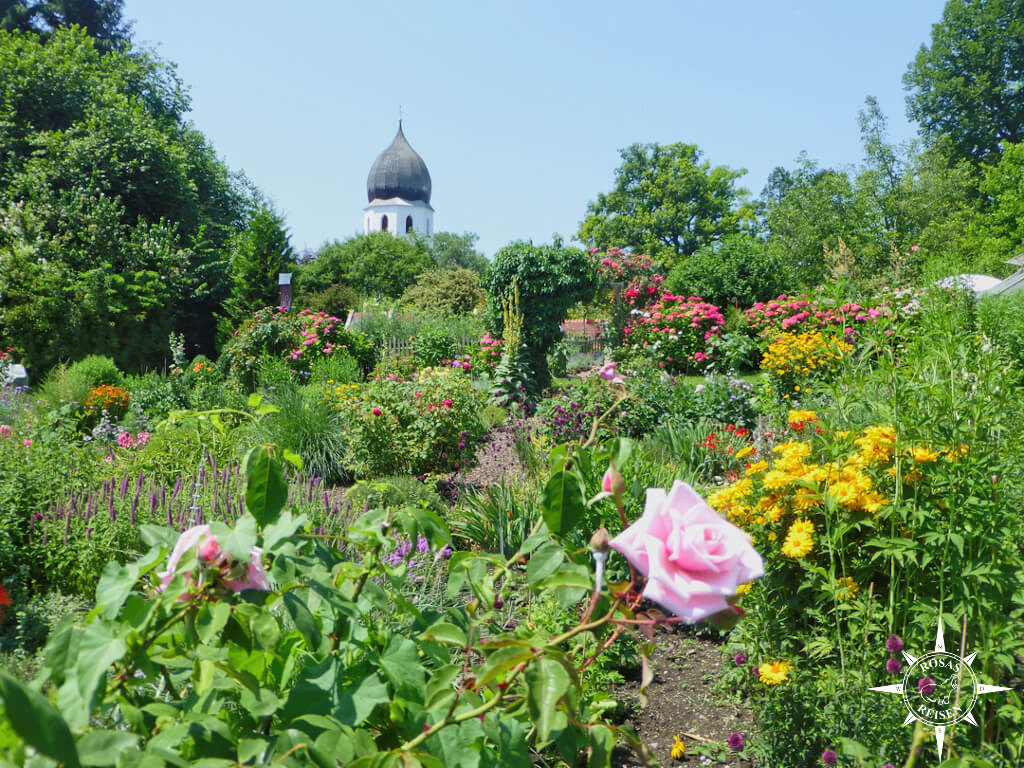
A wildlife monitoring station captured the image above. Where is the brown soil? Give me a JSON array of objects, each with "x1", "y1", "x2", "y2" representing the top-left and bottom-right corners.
[{"x1": 612, "y1": 631, "x2": 755, "y2": 767}]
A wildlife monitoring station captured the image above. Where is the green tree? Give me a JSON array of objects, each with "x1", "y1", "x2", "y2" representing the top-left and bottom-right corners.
[
  {"x1": 0, "y1": 28, "x2": 249, "y2": 371},
  {"x1": 428, "y1": 231, "x2": 489, "y2": 273},
  {"x1": 300, "y1": 233, "x2": 432, "y2": 299},
  {"x1": 904, "y1": 0, "x2": 1024, "y2": 163},
  {"x1": 221, "y1": 203, "x2": 295, "y2": 330},
  {"x1": 963, "y1": 141, "x2": 1024, "y2": 273},
  {"x1": 482, "y1": 239, "x2": 598, "y2": 391},
  {"x1": 666, "y1": 233, "x2": 791, "y2": 308},
  {"x1": 578, "y1": 142, "x2": 751, "y2": 268},
  {"x1": 760, "y1": 156, "x2": 873, "y2": 285},
  {"x1": 0, "y1": 0, "x2": 130, "y2": 51}
]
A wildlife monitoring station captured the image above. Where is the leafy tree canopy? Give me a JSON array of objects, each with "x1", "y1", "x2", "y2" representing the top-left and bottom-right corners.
[
  {"x1": 300, "y1": 233, "x2": 432, "y2": 299},
  {"x1": 904, "y1": 0, "x2": 1024, "y2": 163},
  {"x1": 578, "y1": 142, "x2": 752, "y2": 268},
  {"x1": 0, "y1": 27, "x2": 251, "y2": 372},
  {"x1": 483, "y1": 238, "x2": 597, "y2": 389},
  {"x1": 428, "y1": 231, "x2": 489, "y2": 273},
  {"x1": 0, "y1": 0, "x2": 130, "y2": 51}
]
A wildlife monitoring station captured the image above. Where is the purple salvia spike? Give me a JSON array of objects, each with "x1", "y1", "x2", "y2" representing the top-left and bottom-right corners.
[
  {"x1": 151, "y1": 491, "x2": 159, "y2": 516},
  {"x1": 137, "y1": 472, "x2": 144, "y2": 491},
  {"x1": 168, "y1": 506, "x2": 173, "y2": 526},
  {"x1": 210, "y1": 454, "x2": 217, "y2": 476},
  {"x1": 130, "y1": 490, "x2": 139, "y2": 525},
  {"x1": 161, "y1": 483, "x2": 166, "y2": 508},
  {"x1": 171, "y1": 476, "x2": 182, "y2": 500},
  {"x1": 120, "y1": 475, "x2": 130, "y2": 499},
  {"x1": 324, "y1": 491, "x2": 330, "y2": 512},
  {"x1": 86, "y1": 527, "x2": 92, "y2": 540}
]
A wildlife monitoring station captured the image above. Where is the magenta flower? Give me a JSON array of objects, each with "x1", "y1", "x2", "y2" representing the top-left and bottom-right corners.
[
  {"x1": 821, "y1": 749, "x2": 837, "y2": 766},
  {"x1": 372, "y1": 407, "x2": 382, "y2": 416},
  {"x1": 734, "y1": 652, "x2": 748, "y2": 666},
  {"x1": 886, "y1": 657, "x2": 902, "y2": 675},
  {"x1": 727, "y1": 732, "x2": 744, "y2": 751},
  {"x1": 918, "y1": 677, "x2": 936, "y2": 695},
  {"x1": 885, "y1": 634, "x2": 903, "y2": 653}
]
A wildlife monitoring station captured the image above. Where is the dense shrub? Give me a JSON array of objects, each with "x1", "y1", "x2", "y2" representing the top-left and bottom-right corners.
[
  {"x1": 38, "y1": 355, "x2": 124, "y2": 411},
  {"x1": 401, "y1": 267, "x2": 484, "y2": 315},
  {"x1": 300, "y1": 282, "x2": 359, "y2": 319},
  {"x1": 221, "y1": 307, "x2": 373, "y2": 390},
  {"x1": 300, "y1": 232, "x2": 433, "y2": 298},
  {"x1": 666, "y1": 234, "x2": 791, "y2": 308},
  {"x1": 328, "y1": 366, "x2": 486, "y2": 478}
]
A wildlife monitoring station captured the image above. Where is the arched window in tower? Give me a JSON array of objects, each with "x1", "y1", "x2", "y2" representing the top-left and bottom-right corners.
[
  {"x1": 381, "y1": 215, "x2": 388, "y2": 232},
  {"x1": 406, "y1": 216, "x2": 413, "y2": 233}
]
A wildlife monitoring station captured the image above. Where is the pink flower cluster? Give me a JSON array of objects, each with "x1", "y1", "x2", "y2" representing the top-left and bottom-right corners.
[
  {"x1": 592, "y1": 248, "x2": 664, "y2": 310},
  {"x1": 624, "y1": 294, "x2": 726, "y2": 373},
  {"x1": 444, "y1": 354, "x2": 473, "y2": 372},
  {"x1": 745, "y1": 295, "x2": 889, "y2": 341},
  {"x1": 285, "y1": 309, "x2": 345, "y2": 362},
  {"x1": 116, "y1": 431, "x2": 151, "y2": 449},
  {"x1": 157, "y1": 525, "x2": 270, "y2": 596}
]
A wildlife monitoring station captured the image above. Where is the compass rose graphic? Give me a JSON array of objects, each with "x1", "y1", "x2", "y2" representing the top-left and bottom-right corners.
[{"x1": 870, "y1": 618, "x2": 1009, "y2": 756}]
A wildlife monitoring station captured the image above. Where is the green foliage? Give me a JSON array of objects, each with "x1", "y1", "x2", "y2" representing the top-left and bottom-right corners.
[
  {"x1": 579, "y1": 142, "x2": 753, "y2": 268},
  {"x1": 344, "y1": 476, "x2": 446, "y2": 517},
  {"x1": 968, "y1": 141, "x2": 1024, "y2": 272},
  {"x1": 332, "y1": 366, "x2": 487, "y2": 478},
  {"x1": 0, "y1": 28, "x2": 251, "y2": 371},
  {"x1": 300, "y1": 282, "x2": 359, "y2": 319},
  {"x1": 220, "y1": 307, "x2": 373, "y2": 391},
  {"x1": 37, "y1": 354, "x2": 123, "y2": 410},
  {"x1": 483, "y1": 239, "x2": 598, "y2": 390},
  {"x1": 428, "y1": 231, "x2": 489, "y2": 273},
  {"x1": 238, "y1": 385, "x2": 350, "y2": 485},
  {"x1": 979, "y1": 292, "x2": 1024, "y2": 374},
  {"x1": 0, "y1": 0, "x2": 130, "y2": 52},
  {"x1": 666, "y1": 233, "x2": 791, "y2": 308},
  {"x1": 221, "y1": 202, "x2": 295, "y2": 331},
  {"x1": 904, "y1": 0, "x2": 1024, "y2": 163},
  {"x1": 450, "y1": 479, "x2": 537, "y2": 556},
  {"x1": 307, "y1": 349, "x2": 360, "y2": 388},
  {"x1": 301, "y1": 232, "x2": 433, "y2": 298},
  {"x1": 401, "y1": 267, "x2": 484, "y2": 315}
]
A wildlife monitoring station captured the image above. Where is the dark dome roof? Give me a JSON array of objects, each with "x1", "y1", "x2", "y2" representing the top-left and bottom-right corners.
[{"x1": 366, "y1": 121, "x2": 431, "y2": 204}]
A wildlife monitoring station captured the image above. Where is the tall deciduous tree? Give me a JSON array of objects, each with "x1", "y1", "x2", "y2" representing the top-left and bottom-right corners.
[
  {"x1": 0, "y1": 28, "x2": 249, "y2": 371},
  {"x1": 428, "y1": 231, "x2": 488, "y2": 273},
  {"x1": 300, "y1": 233, "x2": 432, "y2": 299},
  {"x1": 904, "y1": 0, "x2": 1024, "y2": 163},
  {"x1": 0, "y1": 0, "x2": 130, "y2": 51},
  {"x1": 578, "y1": 142, "x2": 751, "y2": 268}
]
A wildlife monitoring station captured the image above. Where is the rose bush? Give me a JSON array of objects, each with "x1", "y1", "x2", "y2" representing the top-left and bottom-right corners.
[{"x1": 622, "y1": 293, "x2": 725, "y2": 373}]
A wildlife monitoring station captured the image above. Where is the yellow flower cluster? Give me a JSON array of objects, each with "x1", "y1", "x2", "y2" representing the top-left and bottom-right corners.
[
  {"x1": 758, "y1": 660, "x2": 793, "y2": 685},
  {"x1": 762, "y1": 331, "x2": 852, "y2": 377},
  {"x1": 836, "y1": 576, "x2": 859, "y2": 601},
  {"x1": 321, "y1": 383, "x2": 361, "y2": 409},
  {"x1": 781, "y1": 519, "x2": 814, "y2": 558}
]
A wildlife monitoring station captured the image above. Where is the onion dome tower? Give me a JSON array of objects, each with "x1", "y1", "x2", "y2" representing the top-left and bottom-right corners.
[{"x1": 364, "y1": 120, "x2": 434, "y2": 237}]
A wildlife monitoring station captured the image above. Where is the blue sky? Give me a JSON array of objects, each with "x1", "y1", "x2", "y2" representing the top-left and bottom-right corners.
[{"x1": 122, "y1": 0, "x2": 947, "y2": 258}]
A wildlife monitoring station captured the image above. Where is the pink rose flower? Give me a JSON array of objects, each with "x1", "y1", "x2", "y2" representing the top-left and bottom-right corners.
[
  {"x1": 609, "y1": 481, "x2": 764, "y2": 623},
  {"x1": 156, "y1": 525, "x2": 270, "y2": 595}
]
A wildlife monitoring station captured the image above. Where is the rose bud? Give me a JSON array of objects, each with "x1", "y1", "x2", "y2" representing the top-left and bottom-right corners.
[
  {"x1": 602, "y1": 465, "x2": 626, "y2": 501},
  {"x1": 589, "y1": 526, "x2": 611, "y2": 552}
]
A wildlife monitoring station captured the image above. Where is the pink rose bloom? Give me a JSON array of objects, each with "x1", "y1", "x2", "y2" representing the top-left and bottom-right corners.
[
  {"x1": 156, "y1": 525, "x2": 270, "y2": 594},
  {"x1": 610, "y1": 481, "x2": 764, "y2": 623}
]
